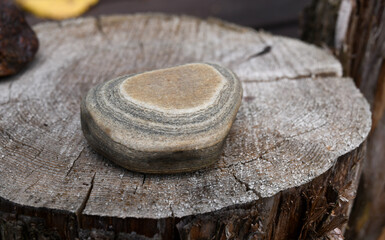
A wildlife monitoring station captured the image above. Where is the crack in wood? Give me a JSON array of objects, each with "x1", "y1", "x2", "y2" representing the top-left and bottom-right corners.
[
  {"x1": 247, "y1": 45, "x2": 272, "y2": 59},
  {"x1": 217, "y1": 122, "x2": 332, "y2": 189},
  {"x1": 1, "y1": 129, "x2": 43, "y2": 155},
  {"x1": 142, "y1": 174, "x2": 146, "y2": 186},
  {"x1": 133, "y1": 174, "x2": 145, "y2": 195},
  {"x1": 221, "y1": 140, "x2": 285, "y2": 172},
  {"x1": 20, "y1": 175, "x2": 41, "y2": 193},
  {"x1": 221, "y1": 136, "x2": 290, "y2": 170},
  {"x1": 95, "y1": 16, "x2": 107, "y2": 39},
  {"x1": 24, "y1": 169, "x2": 36, "y2": 180},
  {"x1": 65, "y1": 147, "x2": 85, "y2": 177},
  {"x1": 77, "y1": 172, "x2": 95, "y2": 227},
  {"x1": 242, "y1": 72, "x2": 339, "y2": 83},
  {"x1": 286, "y1": 122, "x2": 328, "y2": 139},
  {"x1": 169, "y1": 205, "x2": 175, "y2": 218},
  {"x1": 232, "y1": 172, "x2": 261, "y2": 198},
  {"x1": 133, "y1": 185, "x2": 139, "y2": 195}
]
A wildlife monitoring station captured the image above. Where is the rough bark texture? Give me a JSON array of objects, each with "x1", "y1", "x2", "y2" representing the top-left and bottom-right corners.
[
  {"x1": 302, "y1": 1, "x2": 385, "y2": 239},
  {"x1": 0, "y1": 14, "x2": 371, "y2": 239}
]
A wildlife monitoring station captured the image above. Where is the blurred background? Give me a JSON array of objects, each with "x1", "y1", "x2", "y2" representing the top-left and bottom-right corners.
[{"x1": 23, "y1": 0, "x2": 311, "y2": 38}]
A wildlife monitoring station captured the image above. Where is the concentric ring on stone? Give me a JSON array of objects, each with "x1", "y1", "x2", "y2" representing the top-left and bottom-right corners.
[{"x1": 80, "y1": 63, "x2": 243, "y2": 173}]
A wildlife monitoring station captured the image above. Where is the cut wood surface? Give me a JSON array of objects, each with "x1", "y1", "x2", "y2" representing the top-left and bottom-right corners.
[{"x1": 0, "y1": 14, "x2": 371, "y2": 239}]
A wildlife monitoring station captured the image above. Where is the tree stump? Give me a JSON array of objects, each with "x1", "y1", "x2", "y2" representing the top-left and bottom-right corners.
[
  {"x1": 0, "y1": 14, "x2": 371, "y2": 239},
  {"x1": 302, "y1": 1, "x2": 385, "y2": 239}
]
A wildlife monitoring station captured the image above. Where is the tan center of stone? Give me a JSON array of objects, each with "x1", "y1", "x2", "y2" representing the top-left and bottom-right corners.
[{"x1": 120, "y1": 64, "x2": 225, "y2": 112}]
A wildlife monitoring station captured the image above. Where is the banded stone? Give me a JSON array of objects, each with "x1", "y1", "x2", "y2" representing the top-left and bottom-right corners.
[{"x1": 80, "y1": 63, "x2": 243, "y2": 174}]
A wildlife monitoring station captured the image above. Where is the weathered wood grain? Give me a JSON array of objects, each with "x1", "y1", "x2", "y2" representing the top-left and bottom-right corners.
[{"x1": 0, "y1": 14, "x2": 371, "y2": 239}]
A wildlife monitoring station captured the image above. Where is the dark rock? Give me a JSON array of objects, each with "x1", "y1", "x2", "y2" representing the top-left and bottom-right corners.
[{"x1": 0, "y1": 0, "x2": 38, "y2": 76}]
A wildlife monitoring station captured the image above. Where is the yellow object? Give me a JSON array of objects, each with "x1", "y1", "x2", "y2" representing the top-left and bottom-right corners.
[{"x1": 15, "y1": 0, "x2": 98, "y2": 20}]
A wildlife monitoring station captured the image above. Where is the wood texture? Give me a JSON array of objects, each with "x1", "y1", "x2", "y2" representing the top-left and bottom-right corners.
[
  {"x1": 81, "y1": 63, "x2": 243, "y2": 173},
  {"x1": 302, "y1": 1, "x2": 385, "y2": 239},
  {"x1": 0, "y1": 14, "x2": 371, "y2": 239}
]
